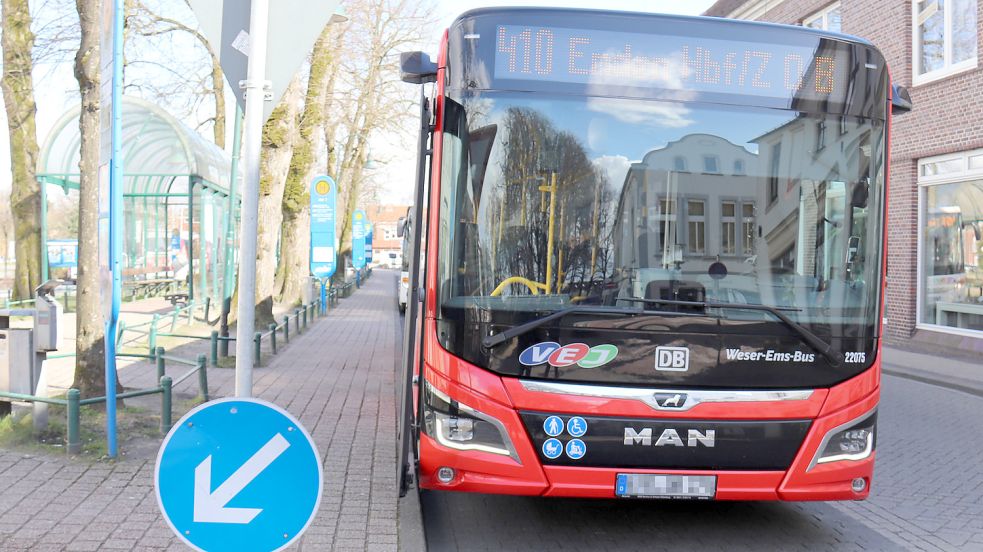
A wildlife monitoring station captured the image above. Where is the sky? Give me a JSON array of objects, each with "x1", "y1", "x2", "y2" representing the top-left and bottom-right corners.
[{"x1": 0, "y1": 0, "x2": 716, "y2": 205}]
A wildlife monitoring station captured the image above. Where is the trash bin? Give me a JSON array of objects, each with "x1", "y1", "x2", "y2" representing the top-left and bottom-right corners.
[{"x1": 0, "y1": 309, "x2": 38, "y2": 417}]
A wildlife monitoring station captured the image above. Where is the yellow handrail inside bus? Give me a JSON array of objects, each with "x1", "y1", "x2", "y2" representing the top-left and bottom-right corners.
[{"x1": 491, "y1": 277, "x2": 548, "y2": 296}]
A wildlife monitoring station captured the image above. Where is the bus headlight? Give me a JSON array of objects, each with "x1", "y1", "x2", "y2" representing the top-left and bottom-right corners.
[
  {"x1": 810, "y1": 410, "x2": 876, "y2": 469},
  {"x1": 422, "y1": 380, "x2": 520, "y2": 464}
]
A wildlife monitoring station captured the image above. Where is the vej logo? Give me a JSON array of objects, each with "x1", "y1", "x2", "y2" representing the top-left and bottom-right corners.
[
  {"x1": 519, "y1": 342, "x2": 619, "y2": 368},
  {"x1": 655, "y1": 346, "x2": 689, "y2": 371}
]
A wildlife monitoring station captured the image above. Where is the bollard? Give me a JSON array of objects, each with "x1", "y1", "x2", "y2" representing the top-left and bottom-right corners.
[
  {"x1": 302, "y1": 305, "x2": 308, "y2": 329},
  {"x1": 283, "y1": 316, "x2": 290, "y2": 343},
  {"x1": 204, "y1": 296, "x2": 211, "y2": 321},
  {"x1": 196, "y1": 354, "x2": 209, "y2": 402},
  {"x1": 67, "y1": 389, "x2": 81, "y2": 455},
  {"x1": 269, "y1": 323, "x2": 278, "y2": 354},
  {"x1": 160, "y1": 376, "x2": 172, "y2": 433},
  {"x1": 156, "y1": 346, "x2": 166, "y2": 381},
  {"x1": 210, "y1": 331, "x2": 219, "y2": 367},
  {"x1": 254, "y1": 332, "x2": 262, "y2": 366},
  {"x1": 149, "y1": 314, "x2": 160, "y2": 355}
]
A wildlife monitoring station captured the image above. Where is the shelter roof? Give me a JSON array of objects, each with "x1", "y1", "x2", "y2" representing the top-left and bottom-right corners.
[{"x1": 37, "y1": 96, "x2": 232, "y2": 197}]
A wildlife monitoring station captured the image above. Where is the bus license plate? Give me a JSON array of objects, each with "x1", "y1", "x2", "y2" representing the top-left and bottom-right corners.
[{"x1": 615, "y1": 474, "x2": 716, "y2": 499}]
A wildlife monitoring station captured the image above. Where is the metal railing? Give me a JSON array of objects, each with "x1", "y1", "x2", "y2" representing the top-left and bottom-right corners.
[
  {"x1": 0, "y1": 346, "x2": 209, "y2": 454},
  {"x1": 0, "y1": 270, "x2": 372, "y2": 454}
]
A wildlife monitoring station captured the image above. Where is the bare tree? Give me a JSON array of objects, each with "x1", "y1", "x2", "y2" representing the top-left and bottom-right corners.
[
  {"x1": 327, "y1": 0, "x2": 432, "y2": 268},
  {"x1": 71, "y1": 0, "x2": 107, "y2": 397},
  {"x1": 274, "y1": 24, "x2": 339, "y2": 306},
  {"x1": 128, "y1": 0, "x2": 225, "y2": 146},
  {"x1": 253, "y1": 76, "x2": 304, "y2": 325},
  {"x1": 1, "y1": 0, "x2": 42, "y2": 300}
]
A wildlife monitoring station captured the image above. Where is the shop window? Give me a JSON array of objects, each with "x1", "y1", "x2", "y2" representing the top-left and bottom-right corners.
[{"x1": 918, "y1": 150, "x2": 983, "y2": 333}]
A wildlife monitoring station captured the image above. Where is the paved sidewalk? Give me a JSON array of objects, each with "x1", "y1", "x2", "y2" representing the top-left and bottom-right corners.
[
  {"x1": 0, "y1": 271, "x2": 403, "y2": 551},
  {"x1": 882, "y1": 346, "x2": 983, "y2": 396}
]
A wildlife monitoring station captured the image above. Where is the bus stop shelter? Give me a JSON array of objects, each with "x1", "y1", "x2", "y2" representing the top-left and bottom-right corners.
[{"x1": 36, "y1": 96, "x2": 238, "y2": 306}]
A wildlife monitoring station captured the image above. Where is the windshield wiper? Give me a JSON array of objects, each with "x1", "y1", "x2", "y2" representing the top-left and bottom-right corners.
[
  {"x1": 482, "y1": 305, "x2": 654, "y2": 349},
  {"x1": 626, "y1": 297, "x2": 841, "y2": 366}
]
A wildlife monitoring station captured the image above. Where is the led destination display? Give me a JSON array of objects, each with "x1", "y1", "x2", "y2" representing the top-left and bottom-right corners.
[{"x1": 494, "y1": 25, "x2": 852, "y2": 101}]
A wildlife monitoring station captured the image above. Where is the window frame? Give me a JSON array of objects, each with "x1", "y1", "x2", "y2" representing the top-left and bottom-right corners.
[
  {"x1": 912, "y1": 0, "x2": 979, "y2": 86},
  {"x1": 915, "y1": 148, "x2": 983, "y2": 338},
  {"x1": 803, "y1": 2, "x2": 842, "y2": 32}
]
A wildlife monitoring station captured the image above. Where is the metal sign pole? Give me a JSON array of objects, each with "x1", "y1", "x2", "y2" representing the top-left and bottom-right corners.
[
  {"x1": 234, "y1": 0, "x2": 270, "y2": 398},
  {"x1": 103, "y1": 0, "x2": 125, "y2": 458}
]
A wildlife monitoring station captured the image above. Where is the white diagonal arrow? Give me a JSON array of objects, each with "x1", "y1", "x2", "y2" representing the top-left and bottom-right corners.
[{"x1": 193, "y1": 433, "x2": 290, "y2": 524}]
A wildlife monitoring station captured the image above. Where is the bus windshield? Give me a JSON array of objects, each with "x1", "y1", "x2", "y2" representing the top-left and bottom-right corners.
[{"x1": 437, "y1": 91, "x2": 885, "y2": 339}]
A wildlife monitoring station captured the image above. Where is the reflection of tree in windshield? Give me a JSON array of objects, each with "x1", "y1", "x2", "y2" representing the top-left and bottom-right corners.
[{"x1": 485, "y1": 106, "x2": 615, "y2": 300}]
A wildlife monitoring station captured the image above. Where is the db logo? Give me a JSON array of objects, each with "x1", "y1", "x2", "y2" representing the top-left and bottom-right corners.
[
  {"x1": 655, "y1": 346, "x2": 689, "y2": 371},
  {"x1": 519, "y1": 342, "x2": 619, "y2": 369}
]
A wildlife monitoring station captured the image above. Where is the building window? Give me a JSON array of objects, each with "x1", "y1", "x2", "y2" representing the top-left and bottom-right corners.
[
  {"x1": 734, "y1": 159, "x2": 746, "y2": 175},
  {"x1": 721, "y1": 201, "x2": 736, "y2": 255},
  {"x1": 804, "y1": 3, "x2": 842, "y2": 32},
  {"x1": 687, "y1": 199, "x2": 706, "y2": 255},
  {"x1": 768, "y1": 143, "x2": 782, "y2": 205},
  {"x1": 918, "y1": 149, "x2": 983, "y2": 334},
  {"x1": 703, "y1": 155, "x2": 719, "y2": 173},
  {"x1": 742, "y1": 202, "x2": 756, "y2": 255},
  {"x1": 673, "y1": 156, "x2": 687, "y2": 172},
  {"x1": 913, "y1": 0, "x2": 978, "y2": 83},
  {"x1": 656, "y1": 197, "x2": 678, "y2": 256}
]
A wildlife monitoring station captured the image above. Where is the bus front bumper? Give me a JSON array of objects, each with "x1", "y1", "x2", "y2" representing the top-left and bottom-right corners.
[{"x1": 417, "y1": 364, "x2": 879, "y2": 501}]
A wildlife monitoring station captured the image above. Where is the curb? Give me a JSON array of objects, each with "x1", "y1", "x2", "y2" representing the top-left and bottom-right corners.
[
  {"x1": 397, "y1": 471, "x2": 427, "y2": 552},
  {"x1": 883, "y1": 367, "x2": 983, "y2": 399}
]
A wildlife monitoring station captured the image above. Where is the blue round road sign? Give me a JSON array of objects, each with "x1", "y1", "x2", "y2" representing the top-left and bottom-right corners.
[{"x1": 155, "y1": 398, "x2": 322, "y2": 552}]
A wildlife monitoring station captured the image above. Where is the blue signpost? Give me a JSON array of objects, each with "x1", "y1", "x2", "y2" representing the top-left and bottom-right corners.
[
  {"x1": 352, "y1": 209, "x2": 366, "y2": 286},
  {"x1": 309, "y1": 176, "x2": 337, "y2": 314},
  {"x1": 98, "y1": 0, "x2": 124, "y2": 458},
  {"x1": 155, "y1": 398, "x2": 323, "y2": 552},
  {"x1": 365, "y1": 223, "x2": 373, "y2": 264}
]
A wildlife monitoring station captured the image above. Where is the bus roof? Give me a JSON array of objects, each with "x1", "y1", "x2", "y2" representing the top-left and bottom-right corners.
[{"x1": 449, "y1": 7, "x2": 875, "y2": 49}]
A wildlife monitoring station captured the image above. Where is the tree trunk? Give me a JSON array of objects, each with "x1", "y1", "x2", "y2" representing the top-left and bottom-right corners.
[
  {"x1": 275, "y1": 25, "x2": 335, "y2": 305},
  {"x1": 71, "y1": 0, "x2": 107, "y2": 397},
  {"x1": 209, "y1": 51, "x2": 225, "y2": 147},
  {"x1": 1, "y1": 0, "x2": 42, "y2": 300},
  {"x1": 254, "y1": 76, "x2": 302, "y2": 326}
]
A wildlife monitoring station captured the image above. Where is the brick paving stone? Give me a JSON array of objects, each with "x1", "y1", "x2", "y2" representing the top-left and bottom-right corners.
[{"x1": 0, "y1": 271, "x2": 403, "y2": 551}]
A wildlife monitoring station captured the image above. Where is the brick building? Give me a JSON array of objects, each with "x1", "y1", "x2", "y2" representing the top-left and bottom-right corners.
[
  {"x1": 365, "y1": 204, "x2": 410, "y2": 268},
  {"x1": 705, "y1": 0, "x2": 983, "y2": 357}
]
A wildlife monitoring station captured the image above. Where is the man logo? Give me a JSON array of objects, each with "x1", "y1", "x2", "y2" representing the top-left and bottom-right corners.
[
  {"x1": 655, "y1": 346, "x2": 689, "y2": 371},
  {"x1": 655, "y1": 393, "x2": 687, "y2": 409}
]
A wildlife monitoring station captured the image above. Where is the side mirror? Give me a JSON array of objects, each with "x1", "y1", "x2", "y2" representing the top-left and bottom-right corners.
[
  {"x1": 891, "y1": 84, "x2": 912, "y2": 114},
  {"x1": 400, "y1": 51, "x2": 437, "y2": 84},
  {"x1": 396, "y1": 217, "x2": 406, "y2": 238}
]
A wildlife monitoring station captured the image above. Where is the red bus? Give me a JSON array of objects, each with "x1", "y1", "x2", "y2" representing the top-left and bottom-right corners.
[{"x1": 397, "y1": 7, "x2": 911, "y2": 501}]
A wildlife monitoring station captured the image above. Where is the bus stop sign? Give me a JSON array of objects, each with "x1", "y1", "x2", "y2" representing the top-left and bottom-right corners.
[
  {"x1": 155, "y1": 398, "x2": 322, "y2": 552},
  {"x1": 352, "y1": 209, "x2": 367, "y2": 269},
  {"x1": 310, "y1": 176, "x2": 337, "y2": 279}
]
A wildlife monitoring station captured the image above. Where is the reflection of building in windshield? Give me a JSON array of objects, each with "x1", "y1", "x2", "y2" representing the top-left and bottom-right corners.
[{"x1": 614, "y1": 133, "x2": 758, "y2": 277}]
